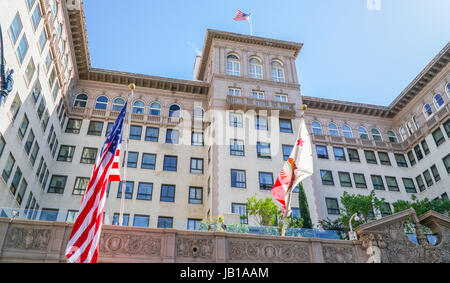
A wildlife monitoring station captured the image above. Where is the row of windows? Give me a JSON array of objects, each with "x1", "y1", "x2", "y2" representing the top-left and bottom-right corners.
[
  {"x1": 319, "y1": 161, "x2": 446, "y2": 193},
  {"x1": 226, "y1": 54, "x2": 286, "y2": 82},
  {"x1": 228, "y1": 113, "x2": 294, "y2": 133},
  {"x1": 422, "y1": 84, "x2": 450, "y2": 120}
]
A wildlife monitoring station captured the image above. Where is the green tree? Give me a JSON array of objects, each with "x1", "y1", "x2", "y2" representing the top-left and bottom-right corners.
[
  {"x1": 297, "y1": 183, "x2": 312, "y2": 228},
  {"x1": 245, "y1": 194, "x2": 278, "y2": 226},
  {"x1": 392, "y1": 195, "x2": 450, "y2": 216}
]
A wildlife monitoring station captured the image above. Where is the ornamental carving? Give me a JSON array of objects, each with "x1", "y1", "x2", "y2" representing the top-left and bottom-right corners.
[
  {"x1": 99, "y1": 233, "x2": 161, "y2": 256},
  {"x1": 227, "y1": 239, "x2": 311, "y2": 263},
  {"x1": 4, "y1": 227, "x2": 51, "y2": 251},
  {"x1": 176, "y1": 237, "x2": 214, "y2": 260},
  {"x1": 322, "y1": 245, "x2": 356, "y2": 263}
]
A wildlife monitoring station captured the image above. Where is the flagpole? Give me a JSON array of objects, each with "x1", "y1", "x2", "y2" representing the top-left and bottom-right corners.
[
  {"x1": 119, "y1": 83, "x2": 135, "y2": 226},
  {"x1": 281, "y1": 104, "x2": 308, "y2": 237},
  {"x1": 249, "y1": 15, "x2": 253, "y2": 36}
]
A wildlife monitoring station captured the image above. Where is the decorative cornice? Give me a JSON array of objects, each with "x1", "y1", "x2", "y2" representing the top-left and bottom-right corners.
[{"x1": 197, "y1": 29, "x2": 304, "y2": 81}]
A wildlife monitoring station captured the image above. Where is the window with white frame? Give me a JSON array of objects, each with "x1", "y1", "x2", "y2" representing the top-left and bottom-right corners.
[
  {"x1": 227, "y1": 54, "x2": 240, "y2": 76},
  {"x1": 112, "y1": 98, "x2": 125, "y2": 112},
  {"x1": 387, "y1": 130, "x2": 398, "y2": 143},
  {"x1": 271, "y1": 60, "x2": 285, "y2": 82},
  {"x1": 433, "y1": 94, "x2": 444, "y2": 110},
  {"x1": 358, "y1": 126, "x2": 369, "y2": 140},
  {"x1": 446, "y1": 83, "x2": 450, "y2": 99},
  {"x1": 342, "y1": 124, "x2": 353, "y2": 138},
  {"x1": 406, "y1": 121, "x2": 415, "y2": 136},
  {"x1": 328, "y1": 123, "x2": 339, "y2": 136},
  {"x1": 132, "y1": 100, "x2": 145, "y2": 114},
  {"x1": 228, "y1": 88, "x2": 241, "y2": 97},
  {"x1": 149, "y1": 102, "x2": 161, "y2": 116},
  {"x1": 249, "y1": 56, "x2": 263, "y2": 79},
  {"x1": 311, "y1": 121, "x2": 322, "y2": 135},
  {"x1": 399, "y1": 127, "x2": 407, "y2": 141},
  {"x1": 95, "y1": 96, "x2": 108, "y2": 110},
  {"x1": 371, "y1": 128, "x2": 383, "y2": 141},
  {"x1": 169, "y1": 104, "x2": 181, "y2": 118},
  {"x1": 74, "y1": 94, "x2": 88, "y2": 107},
  {"x1": 275, "y1": 94, "x2": 288, "y2": 102},
  {"x1": 423, "y1": 104, "x2": 433, "y2": 119}
]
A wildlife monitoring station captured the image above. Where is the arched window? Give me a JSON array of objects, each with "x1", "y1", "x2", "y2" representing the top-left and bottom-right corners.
[
  {"x1": 249, "y1": 56, "x2": 263, "y2": 79},
  {"x1": 446, "y1": 83, "x2": 450, "y2": 99},
  {"x1": 433, "y1": 94, "x2": 444, "y2": 110},
  {"x1": 112, "y1": 98, "x2": 125, "y2": 112},
  {"x1": 328, "y1": 123, "x2": 339, "y2": 136},
  {"x1": 358, "y1": 126, "x2": 369, "y2": 140},
  {"x1": 371, "y1": 128, "x2": 382, "y2": 141},
  {"x1": 311, "y1": 121, "x2": 323, "y2": 135},
  {"x1": 412, "y1": 116, "x2": 420, "y2": 130},
  {"x1": 405, "y1": 121, "x2": 415, "y2": 136},
  {"x1": 342, "y1": 124, "x2": 353, "y2": 138},
  {"x1": 169, "y1": 104, "x2": 181, "y2": 118},
  {"x1": 95, "y1": 96, "x2": 108, "y2": 110},
  {"x1": 423, "y1": 104, "x2": 433, "y2": 119},
  {"x1": 149, "y1": 102, "x2": 161, "y2": 116},
  {"x1": 132, "y1": 100, "x2": 145, "y2": 114},
  {"x1": 387, "y1": 130, "x2": 399, "y2": 143},
  {"x1": 399, "y1": 127, "x2": 407, "y2": 142},
  {"x1": 271, "y1": 60, "x2": 285, "y2": 82},
  {"x1": 73, "y1": 93, "x2": 88, "y2": 107},
  {"x1": 193, "y1": 107, "x2": 204, "y2": 121},
  {"x1": 226, "y1": 54, "x2": 240, "y2": 76}
]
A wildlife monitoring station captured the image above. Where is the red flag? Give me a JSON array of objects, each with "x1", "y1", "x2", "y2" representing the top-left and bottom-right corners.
[{"x1": 272, "y1": 118, "x2": 313, "y2": 214}]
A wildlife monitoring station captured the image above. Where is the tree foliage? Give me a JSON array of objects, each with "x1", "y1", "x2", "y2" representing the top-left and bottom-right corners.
[
  {"x1": 245, "y1": 194, "x2": 278, "y2": 226},
  {"x1": 392, "y1": 195, "x2": 450, "y2": 216},
  {"x1": 297, "y1": 183, "x2": 313, "y2": 228}
]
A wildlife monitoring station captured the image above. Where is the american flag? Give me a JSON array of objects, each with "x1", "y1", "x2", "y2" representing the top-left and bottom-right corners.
[
  {"x1": 65, "y1": 102, "x2": 127, "y2": 263},
  {"x1": 233, "y1": 10, "x2": 251, "y2": 22}
]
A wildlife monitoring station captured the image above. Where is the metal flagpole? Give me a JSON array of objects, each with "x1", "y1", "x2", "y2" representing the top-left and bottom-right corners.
[
  {"x1": 119, "y1": 83, "x2": 135, "y2": 226},
  {"x1": 249, "y1": 15, "x2": 253, "y2": 36},
  {"x1": 281, "y1": 105, "x2": 308, "y2": 237}
]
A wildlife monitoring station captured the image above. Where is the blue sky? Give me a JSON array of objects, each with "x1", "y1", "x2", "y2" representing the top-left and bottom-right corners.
[{"x1": 83, "y1": 0, "x2": 450, "y2": 106}]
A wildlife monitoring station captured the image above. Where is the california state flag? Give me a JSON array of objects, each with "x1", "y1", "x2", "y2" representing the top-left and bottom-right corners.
[{"x1": 272, "y1": 118, "x2": 314, "y2": 214}]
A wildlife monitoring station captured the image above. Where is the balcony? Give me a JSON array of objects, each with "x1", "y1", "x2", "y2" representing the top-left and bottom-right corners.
[{"x1": 226, "y1": 95, "x2": 296, "y2": 116}]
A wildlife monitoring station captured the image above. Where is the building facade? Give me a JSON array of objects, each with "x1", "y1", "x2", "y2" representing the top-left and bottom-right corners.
[{"x1": 0, "y1": 1, "x2": 448, "y2": 230}]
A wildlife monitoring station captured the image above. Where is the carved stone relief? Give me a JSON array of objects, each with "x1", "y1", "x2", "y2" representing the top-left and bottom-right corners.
[
  {"x1": 4, "y1": 227, "x2": 52, "y2": 251},
  {"x1": 322, "y1": 245, "x2": 357, "y2": 263},
  {"x1": 176, "y1": 236, "x2": 214, "y2": 260},
  {"x1": 99, "y1": 233, "x2": 161, "y2": 256}
]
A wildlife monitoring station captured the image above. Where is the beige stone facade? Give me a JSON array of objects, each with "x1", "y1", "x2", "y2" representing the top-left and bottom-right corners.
[{"x1": 0, "y1": 1, "x2": 448, "y2": 232}]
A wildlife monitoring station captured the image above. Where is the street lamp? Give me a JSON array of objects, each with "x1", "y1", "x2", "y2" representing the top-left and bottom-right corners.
[
  {"x1": 348, "y1": 213, "x2": 361, "y2": 240},
  {"x1": 0, "y1": 25, "x2": 14, "y2": 105}
]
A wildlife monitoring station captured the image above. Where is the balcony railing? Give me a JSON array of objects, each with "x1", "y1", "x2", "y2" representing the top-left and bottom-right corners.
[{"x1": 226, "y1": 95, "x2": 296, "y2": 115}]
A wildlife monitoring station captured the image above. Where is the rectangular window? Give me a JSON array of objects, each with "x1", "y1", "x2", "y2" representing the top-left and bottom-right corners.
[
  {"x1": 230, "y1": 139, "x2": 245, "y2": 156},
  {"x1": 229, "y1": 113, "x2": 243, "y2": 128},
  {"x1": 16, "y1": 35, "x2": 29, "y2": 64},
  {"x1": 9, "y1": 167, "x2": 22, "y2": 196},
  {"x1": 257, "y1": 142, "x2": 271, "y2": 159},
  {"x1": 163, "y1": 155, "x2": 177, "y2": 171},
  {"x1": 157, "y1": 217, "x2": 173, "y2": 228},
  {"x1": 145, "y1": 127, "x2": 159, "y2": 142},
  {"x1": 364, "y1": 150, "x2": 377, "y2": 164},
  {"x1": 141, "y1": 153, "x2": 156, "y2": 170},
  {"x1": 347, "y1": 148, "x2": 360, "y2": 162},
  {"x1": 10, "y1": 94, "x2": 21, "y2": 121},
  {"x1": 16, "y1": 179, "x2": 28, "y2": 205},
  {"x1": 112, "y1": 213, "x2": 129, "y2": 226},
  {"x1": 39, "y1": 209, "x2": 58, "y2": 221},
  {"x1": 432, "y1": 128, "x2": 445, "y2": 147},
  {"x1": 325, "y1": 198, "x2": 340, "y2": 215},
  {"x1": 189, "y1": 187, "x2": 203, "y2": 204},
  {"x1": 129, "y1": 125, "x2": 142, "y2": 140},
  {"x1": 24, "y1": 57, "x2": 36, "y2": 84},
  {"x1": 228, "y1": 88, "x2": 241, "y2": 97},
  {"x1": 402, "y1": 178, "x2": 417, "y2": 193},
  {"x1": 137, "y1": 182, "x2": 153, "y2": 200},
  {"x1": 31, "y1": 3, "x2": 42, "y2": 29},
  {"x1": 0, "y1": 134, "x2": 6, "y2": 159},
  {"x1": 415, "y1": 175, "x2": 426, "y2": 192},
  {"x1": 9, "y1": 13, "x2": 23, "y2": 44},
  {"x1": 133, "y1": 215, "x2": 149, "y2": 228},
  {"x1": 407, "y1": 151, "x2": 416, "y2": 166},
  {"x1": 87, "y1": 121, "x2": 104, "y2": 136},
  {"x1": 24, "y1": 130, "x2": 35, "y2": 154},
  {"x1": 353, "y1": 173, "x2": 367, "y2": 189},
  {"x1": 117, "y1": 181, "x2": 134, "y2": 199},
  {"x1": 80, "y1": 147, "x2": 97, "y2": 164},
  {"x1": 282, "y1": 145, "x2": 293, "y2": 161},
  {"x1": 421, "y1": 140, "x2": 430, "y2": 155},
  {"x1": 127, "y1": 152, "x2": 138, "y2": 168},
  {"x1": 38, "y1": 29, "x2": 47, "y2": 51},
  {"x1": 414, "y1": 145, "x2": 424, "y2": 161},
  {"x1": 423, "y1": 169, "x2": 434, "y2": 187},
  {"x1": 333, "y1": 147, "x2": 346, "y2": 161},
  {"x1": 316, "y1": 145, "x2": 329, "y2": 159},
  {"x1": 444, "y1": 119, "x2": 450, "y2": 138},
  {"x1": 259, "y1": 172, "x2": 274, "y2": 190},
  {"x1": 65, "y1": 119, "x2": 82, "y2": 134},
  {"x1": 371, "y1": 175, "x2": 385, "y2": 190},
  {"x1": 385, "y1": 176, "x2": 399, "y2": 192},
  {"x1": 48, "y1": 175, "x2": 67, "y2": 194},
  {"x1": 279, "y1": 119, "x2": 293, "y2": 133},
  {"x1": 378, "y1": 152, "x2": 391, "y2": 166},
  {"x1": 394, "y1": 154, "x2": 408, "y2": 167},
  {"x1": 105, "y1": 122, "x2": 114, "y2": 137},
  {"x1": 57, "y1": 145, "x2": 75, "y2": 162},
  {"x1": 430, "y1": 165, "x2": 441, "y2": 183},
  {"x1": 231, "y1": 169, "x2": 246, "y2": 188},
  {"x1": 338, "y1": 172, "x2": 352, "y2": 187},
  {"x1": 18, "y1": 114, "x2": 29, "y2": 140},
  {"x1": 191, "y1": 132, "x2": 204, "y2": 146},
  {"x1": 320, "y1": 170, "x2": 334, "y2": 186},
  {"x1": 187, "y1": 219, "x2": 202, "y2": 230},
  {"x1": 37, "y1": 96, "x2": 46, "y2": 119},
  {"x1": 30, "y1": 142, "x2": 39, "y2": 165},
  {"x1": 380, "y1": 202, "x2": 392, "y2": 217},
  {"x1": 165, "y1": 129, "x2": 179, "y2": 144},
  {"x1": 444, "y1": 154, "x2": 450, "y2": 174},
  {"x1": 160, "y1": 184, "x2": 175, "y2": 202},
  {"x1": 190, "y1": 158, "x2": 203, "y2": 174},
  {"x1": 255, "y1": 116, "x2": 268, "y2": 131},
  {"x1": 73, "y1": 177, "x2": 89, "y2": 196},
  {"x1": 232, "y1": 203, "x2": 248, "y2": 224}
]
